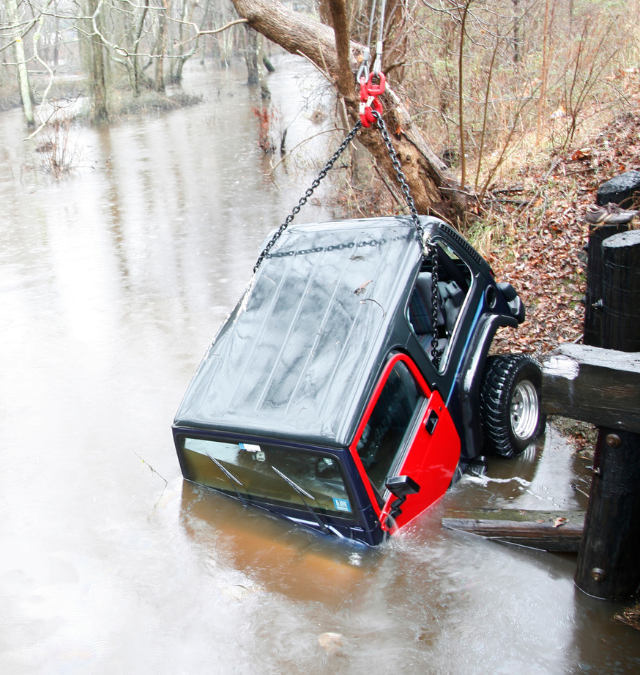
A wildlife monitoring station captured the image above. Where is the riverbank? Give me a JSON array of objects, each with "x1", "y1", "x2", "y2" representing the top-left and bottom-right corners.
[
  {"x1": 78, "y1": 90, "x2": 203, "y2": 122},
  {"x1": 332, "y1": 107, "x2": 640, "y2": 358},
  {"x1": 0, "y1": 73, "x2": 202, "y2": 120},
  {"x1": 480, "y1": 110, "x2": 640, "y2": 357},
  {"x1": 0, "y1": 76, "x2": 87, "y2": 113}
]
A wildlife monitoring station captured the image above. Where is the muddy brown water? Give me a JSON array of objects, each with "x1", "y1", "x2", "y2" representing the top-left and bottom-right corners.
[{"x1": 0, "y1": 56, "x2": 639, "y2": 674}]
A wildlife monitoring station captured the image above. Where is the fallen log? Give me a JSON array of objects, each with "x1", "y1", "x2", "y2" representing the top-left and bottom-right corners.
[{"x1": 442, "y1": 509, "x2": 585, "y2": 552}]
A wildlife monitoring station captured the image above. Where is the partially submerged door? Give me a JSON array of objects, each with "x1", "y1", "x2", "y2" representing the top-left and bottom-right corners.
[{"x1": 349, "y1": 353, "x2": 461, "y2": 534}]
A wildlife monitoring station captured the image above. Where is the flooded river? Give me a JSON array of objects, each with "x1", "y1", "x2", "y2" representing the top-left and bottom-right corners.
[{"x1": 1, "y1": 56, "x2": 639, "y2": 674}]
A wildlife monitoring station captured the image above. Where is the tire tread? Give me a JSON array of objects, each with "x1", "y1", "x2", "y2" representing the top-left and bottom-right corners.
[{"x1": 480, "y1": 354, "x2": 544, "y2": 458}]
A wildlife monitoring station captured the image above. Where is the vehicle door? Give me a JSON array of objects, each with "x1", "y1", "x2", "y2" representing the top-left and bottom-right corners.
[{"x1": 349, "y1": 353, "x2": 461, "y2": 533}]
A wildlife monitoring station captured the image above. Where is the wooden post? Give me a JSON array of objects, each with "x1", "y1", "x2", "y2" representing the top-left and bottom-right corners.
[
  {"x1": 602, "y1": 230, "x2": 640, "y2": 352},
  {"x1": 575, "y1": 229, "x2": 640, "y2": 600},
  {"x1": 575, "y1": 429, "x2": 640, "y2": 599},
  {"x1": 583, "y1": 223, "x2": 629, "y2": 347},
  {"x1": 596, "y1": 170, "x2": 640, "y2": 209}
]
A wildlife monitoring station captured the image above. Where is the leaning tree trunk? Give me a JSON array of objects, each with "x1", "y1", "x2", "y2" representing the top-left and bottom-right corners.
[
  {"x1": 6, "y1": 0, "x2": 35, "y2": 128},
  {"x1": 230, "y1": 0, "x2": 469, "y2": 223}
]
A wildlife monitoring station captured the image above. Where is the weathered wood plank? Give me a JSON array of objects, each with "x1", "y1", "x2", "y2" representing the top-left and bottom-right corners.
[
  {"x1": 541, "y1": 343, "x2": 640, "y2": 433},
  {"x1": 442, "y1": 509, "x2": 585, "y2": 552}
]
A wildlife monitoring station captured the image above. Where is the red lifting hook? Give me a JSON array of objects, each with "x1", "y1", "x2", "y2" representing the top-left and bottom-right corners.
[{"x1": 359, "y1": 72, "x2": 386, "y2": 127}]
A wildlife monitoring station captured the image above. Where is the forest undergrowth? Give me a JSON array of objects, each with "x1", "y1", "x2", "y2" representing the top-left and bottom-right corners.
[{"x1": 481, "y1": 109, "x2": 640, "y2": 357}]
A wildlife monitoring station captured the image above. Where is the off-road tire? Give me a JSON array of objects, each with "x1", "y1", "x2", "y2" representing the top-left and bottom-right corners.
[{"x1": 480, "y1": 354, "x2": 545, "y2": 458}]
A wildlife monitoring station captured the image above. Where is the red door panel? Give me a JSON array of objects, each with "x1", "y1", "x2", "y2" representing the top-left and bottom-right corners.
[
  {"x1": 349, "y1": 353, "x2": 461, "y2": 536},
  {"x1": 381, "y1": 388, "x2": 460, "y2": 532}
]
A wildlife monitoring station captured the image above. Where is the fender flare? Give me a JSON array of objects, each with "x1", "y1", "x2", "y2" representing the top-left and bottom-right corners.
[{"x1": 456, "y1": 314, "x2": 518, "y2": 459}]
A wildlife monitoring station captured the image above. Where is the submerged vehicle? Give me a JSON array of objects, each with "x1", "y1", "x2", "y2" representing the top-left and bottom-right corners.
[{"x1": 172, "y1": 216, "x2": 544, "y2": 546}]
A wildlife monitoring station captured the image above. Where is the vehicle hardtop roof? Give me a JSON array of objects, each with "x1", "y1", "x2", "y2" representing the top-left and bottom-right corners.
[{"x1": 174, "y1": 216, "x2": 442, "y2": 447}]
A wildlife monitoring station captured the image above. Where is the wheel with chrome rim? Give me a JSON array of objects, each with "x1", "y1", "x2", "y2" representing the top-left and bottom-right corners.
[{"x1": 480, "y1": 354, "x2": 546, "y2": 457}]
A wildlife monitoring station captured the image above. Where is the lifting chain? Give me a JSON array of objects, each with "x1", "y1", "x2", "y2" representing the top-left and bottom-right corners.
[
  {"x1": 253, "y1": 121, "x2": 362, "y2": 273},
  {"x1": 372, "y1": 111, "x2": 444, "y2": 369},
  {"x1": 253, "y1": 110, "x2": 443, "y2": 368}
]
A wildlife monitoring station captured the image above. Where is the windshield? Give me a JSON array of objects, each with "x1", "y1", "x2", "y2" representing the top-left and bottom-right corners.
[{"x1": 180, "y1": 437, "x2": 355, "y2": 519}]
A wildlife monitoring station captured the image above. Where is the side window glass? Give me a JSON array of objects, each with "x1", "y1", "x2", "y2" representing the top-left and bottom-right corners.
[
  {"x1": 356, "y1": 361, "x2": 423, "y2": 494},
  {"x1": 406, "y1": 242, "x2": 472, "y2": 372}
]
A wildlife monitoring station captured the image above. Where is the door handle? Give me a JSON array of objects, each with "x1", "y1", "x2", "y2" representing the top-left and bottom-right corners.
[{"x1": 425, "y1": 409, "x2": 439, "y2": 435}]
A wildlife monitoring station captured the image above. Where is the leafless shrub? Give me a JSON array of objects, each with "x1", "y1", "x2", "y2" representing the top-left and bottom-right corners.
[
  {"x1": 252, "y1": 105, "x2": 278, "y2": 153},
  {"x1": 35, "y1": 115, "x2": 78, "y2": 177},
  {"x1": 397, "y1": 0, "x2": 639, "y2": 201}
]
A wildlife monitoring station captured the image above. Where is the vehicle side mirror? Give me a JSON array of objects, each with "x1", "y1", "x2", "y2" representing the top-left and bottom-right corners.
[
  {"x1": 386, "y1": 475, "x2": 420, "y2": 498},
  {"x1": 385, "y1": 476, "x2": 421, "y2": 521}
]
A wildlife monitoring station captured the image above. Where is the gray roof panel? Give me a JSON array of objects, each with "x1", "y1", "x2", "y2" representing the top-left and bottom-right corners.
[{"x1": 174, "y1": 217, "x2": 424, "y2": 446}]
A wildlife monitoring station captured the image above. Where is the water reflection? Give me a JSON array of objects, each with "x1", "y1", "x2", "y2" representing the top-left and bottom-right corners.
[{"x1": 180, "y1": 481, "x2": 371, "y2": 603}]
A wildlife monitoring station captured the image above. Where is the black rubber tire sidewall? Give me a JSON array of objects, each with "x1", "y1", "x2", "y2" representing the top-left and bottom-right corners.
[{"x1": 480, "y1": 354, "x2": 545, "y2": 458}]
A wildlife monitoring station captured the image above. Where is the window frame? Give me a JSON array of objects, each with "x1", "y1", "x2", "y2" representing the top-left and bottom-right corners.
[{"x1": 405, "y1": 238, "x2": 475, "y2": 374}]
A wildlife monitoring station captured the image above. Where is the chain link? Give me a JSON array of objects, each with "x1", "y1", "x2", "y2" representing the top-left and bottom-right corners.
[
  {"x1": 372, "y1": 112, "x2": 423, "y2": 240},
  {"x1": 253, "y1": 110, "x2": 444, "y2": 368},
  {"x1": 428, "y1": 243, "x2": 445, "y2": 370},
  {"x1": 372, "y1": 111, "x2": 443, "y2": 369},
  {"x1": 253, "y1": 121, "x2": 362, "y2": 273}
]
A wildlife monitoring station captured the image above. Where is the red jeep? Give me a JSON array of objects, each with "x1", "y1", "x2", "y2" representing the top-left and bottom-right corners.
[{"x1": 173, "y1": 216, "x2": 544, "y2": 545}]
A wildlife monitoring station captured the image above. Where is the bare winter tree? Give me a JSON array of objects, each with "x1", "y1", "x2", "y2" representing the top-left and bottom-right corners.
[
  {"x1": 85, "y1": 0, "x2": 108, "y2": 121},
  {"x1": 5, "y1": 0, "x2": 35, "y2": 127},
  {"x1": 0, "y1": 0, "x2": 625, "y2": 191}
]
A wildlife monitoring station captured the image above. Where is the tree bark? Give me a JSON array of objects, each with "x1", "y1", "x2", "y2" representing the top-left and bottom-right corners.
[
  {"x1": 86, "y1": 0, "x2": 108, "y2": 122},
  {"x1": 257, "y1": 33, "x2": 271, "y2": 99},
  {"x1": 6, "y1": 0, "x2": 35, "y2": 128},
  {"x1": 230, "y1": 0, "x2": 469, "y2": 223},
  {"x1": 244, "y1": 25, "x2": 260, "y2": 85},
  {"x1": 53, "y1": 13, "x2": 60, "y2": 67},
  {"x1": 132, "y1": 0, "x2": 150, "y2": 96},
  {"x1": 171, "y1": 0, "x2": 202, "y2": 85},
  {"x1": 326, "y1": 0, "x2": 352, "y2": 99},
  {"x1": 381, "y1": 0, "x2": 410, "y2": 84},
  {"x1": 512, "y1": 0, "x2": 521, "y2": 64},
  {"x1": 155, "y1": 0, "x2": 169, "y2": 93}
]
